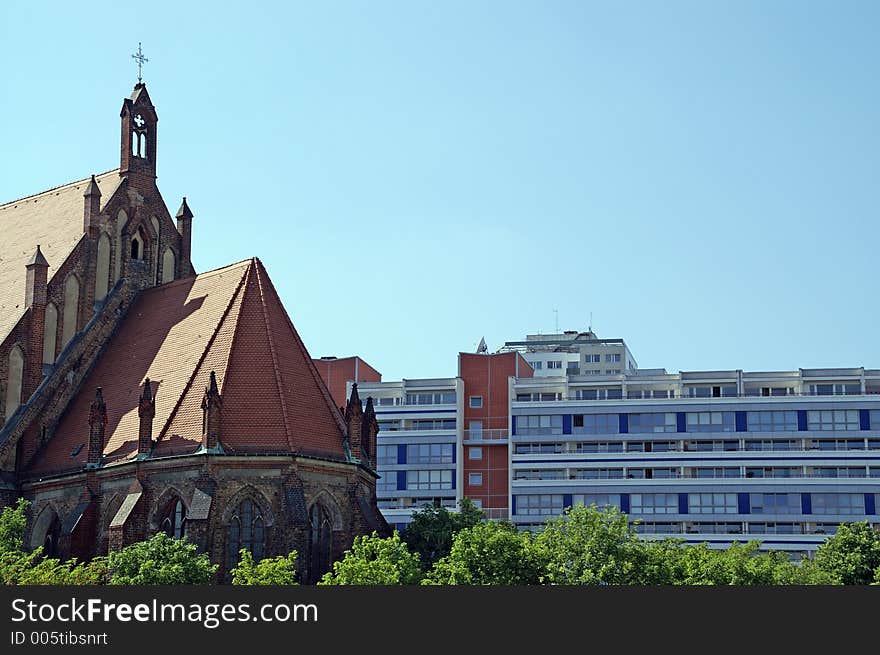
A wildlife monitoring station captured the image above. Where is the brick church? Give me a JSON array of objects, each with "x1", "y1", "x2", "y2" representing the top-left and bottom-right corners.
[{"x1": 0, "y1": 82, "x2": 388, "y2": 582}]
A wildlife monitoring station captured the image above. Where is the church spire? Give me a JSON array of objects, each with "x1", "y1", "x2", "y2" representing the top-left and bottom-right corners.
[{"x1": 120, "y1": 81, "x2": 158, "y2": 179}]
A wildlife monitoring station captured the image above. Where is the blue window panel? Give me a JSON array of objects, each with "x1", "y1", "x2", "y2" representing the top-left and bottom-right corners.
[
  {"x1": 735, "y1": 411, "x2": 747, "y2": 432},
  {"x1": 511, "y1": 415, "x2": 517, "y2": 436},
  {"x1": 866, "y1": 494, "x2": 876, "y2": 516},
  {"x1": 676, "y1": 412, "x2": 686, "y2": 433},
  {"x1": 620, "y1": 494, "x2": 630, "y2": 514},
  {"x1": 860, "y1": 410, "x2": 870, "y2": 431},
  {"x1": 395, "y1": 523, "x2": 407, "y2": 532},
  {"x1": 563, "y1": 494, "x2": 573, "y2": 509},
  {"x1": 801, "y1": 493, "x2": 812, "y2": 515},
  {"x1": 738, "y1": 493, "x2": 750, "y2": 514},
  {"x1": 797, "y1": 410, "x2": 807, "y2": 431},
  {"x1": 511, "y1": 495, "x2": 518, "y2": 516},
  {"x1": 397, "y1": 444, "x2": 407, "y2": 465},
  {"x1": 451, "y1": 446, "x2": 456, "y2": 464},
  {"x1": 619, "y1": 414, "x2": 629, "y2": 434},
  {"x1": 563, "y1": 415, "x2": 572, "y2": 435},
  {"x1": 396, "y1": 471, "x2": 407, "y2": 491},
  {"x1": 451, "y1": 470, "x2": 456, "y2": 488},
  {"x1": 678, "y1": 493, "x2": 688, "y2": 514}
]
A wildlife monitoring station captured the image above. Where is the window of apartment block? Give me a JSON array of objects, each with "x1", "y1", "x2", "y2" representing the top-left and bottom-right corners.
[
  {"x1": 745, "y1": 466, "x2": 800, "y2": 478},
  {"x1": 574, "y1": 441, "x2": 623, "y2": 453},
  {"x1": 807, "y1": 466, "x2": 867, "y2": 479},
  {"x1": 468, "y1": 420, "x2": 483, "y2": 437},
  {"x1": 406, "y1": 469, "x2": 453, "y2": 490},
  {"x1": 588, "y1": 354, "x2": 601, "y2": 363},
  {"x1": 376, "y1": 475, "x2": 398, "y2": 492},
  {"x1": 468, "y1": 447, "x2": 483, "y2": 460},
  {"x1": 376, "y1": 445, "x2": 398, "y2": 465},
  {"x1": 469, "y1": 395, "x2": 483, "y2": 408},
  {"x1": 406, "y1": 392, "x2": 456, "y2": 405},
  {"x1": 807, "y1": 410, "x2": 860, "y2": 431},
  {"x1": 810, "y1": 383, "x2": 861, "y2": 396},
  {"x1": 744, "y1": 439, "x2": 798, "y2": 451},
  {"x1": 747, "y1": 411, "x2": 798, "y2": 432},
  {"x1": 406, "y1": 444, "x2": 454, "y2": 464},
  {"x1": 514, "y1": 468, "x2": 566, "y2": 480},
  {"x1": 749, "y1": 493, "x2": 801, "y2": 514},
  {"x1": 811, "y1": 493, "x2": 866, "y2": 515},
  {"x1": 604, "y1": 354, "x2": 621, "y2": 362},
  {"x1": 515, "y1": 494, "x2": 564, "y2": 516},
  {"x1": 514, "y1": 442, "x2": 565, "y2": 454},
  {"x1": 629, "y1": 413, "x2": 677, "y2": 433},
  {"x1": 605, "y1": 369, "x2": 621, "y2": 375},
  {"x1": 572, "y1": 413, "x2": 618, "y2": 435},
  {"x1": 570, "y1": 468, "x2": 624, "y2": 480},
  {"x1": 468, "y1": 473, "x2": 483, "y2": 486},
  {"x1": 547, "y1": 361, "x2": 563, "y2": 369},
  {"x1": 631, "y1": 494, "x2": 678, "y2": 514},
  {"x1": 410, "y1": 418, "x2": 456, "y2": 431},
  {"x1": 686, "y1": 412, "x2": 736, "y2": 432},
  {"x1": 517, "y1": 415, "x2": 563, "y2": 435},
  {"x1": 688, "y1": 493, "x2": 738, "y2": 514},
  {"x1": 529, "y1": 360, "x2": 543, "y2": 370}
]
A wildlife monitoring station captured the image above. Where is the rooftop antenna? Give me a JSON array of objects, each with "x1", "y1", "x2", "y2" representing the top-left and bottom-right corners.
[
  {"x1": 589, "y1": 312, "x2": 593, "y2": 333},
  {"x1": 554, "y1": 308, "x2": 558, "y2": 334}
]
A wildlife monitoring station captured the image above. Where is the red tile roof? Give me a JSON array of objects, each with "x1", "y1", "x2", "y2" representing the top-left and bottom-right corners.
[{"x1": 28, "y1": 258, "x2": 348, "y2": 474}]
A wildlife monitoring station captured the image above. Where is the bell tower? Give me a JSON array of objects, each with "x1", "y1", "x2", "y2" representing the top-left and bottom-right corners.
[{"x1": 120, "y1": 83, "x2": 158, "y2": 179}]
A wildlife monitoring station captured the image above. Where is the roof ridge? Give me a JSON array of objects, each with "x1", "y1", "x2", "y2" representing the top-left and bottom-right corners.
[
  {"x1": 0, "y1": 168, "x2": 119, "y2": 210},
  {"x1": 254, "y1": 258, "x2": 349, "y2": 436},
  {"x1": 139, "y1": 259, "x2": 254, "y2": 294},
  {"x1": 253, "y1": 260, "x2": 294, "y2": 450},
  {"x1": 154, "y1": 259, "x2": 251, "y2": 442}
]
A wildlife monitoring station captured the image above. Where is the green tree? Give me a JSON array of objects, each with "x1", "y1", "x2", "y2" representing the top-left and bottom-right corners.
[
  {"x1": 105, "y1": 532, "x2": 217, "y2": 585},
  {"x1": 231, "y1": 549, "x2": 298, "y2": 585},
  {"x1": 319, "y1": 531, "x2": 422, "y2": 585},
  {"x1": 401, "y1": 498, "x2": 484, "y2": 570},
  {"x1": 0, "y1": 498, "x2": 29, "y2": 553},
  {"x1": 674, "y1": 542, "x2": 795, "y2": 585},
  {"x1": 811, "y1": 522, "x2": 880, "y2": 585},
  {"x1": 534, "y1": 503, "x2": 647, "y2": 585},
  {"x1": 426, "y1": 520, "x2": 545, "y2": 585},
  {"x1": 0, "y1": 498, "x2": 104, "y2": 585}
]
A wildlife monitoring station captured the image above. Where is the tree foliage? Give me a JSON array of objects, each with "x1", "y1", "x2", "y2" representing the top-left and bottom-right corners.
[
  {"x1": 319, "y1": 531, "x2": 422, "y2": 585},
  {"x1": 231, "y1": 549, "x2": 299, "y2": 585},
  {"x1": 535, "y1": 503, "x2": 648, "y2": 585},
  {"x1": 426, "y1": 520, "x2": 544, "y2": 585},
  {"x1": 104, "y1": 532, "x2": 217, "y2": 585},
  {"x1": 401, "y1": 498, "x2": 484, "y2": 570},
  {"x1": 810, "y1": 522, "x2": 880, "y2": 585}
]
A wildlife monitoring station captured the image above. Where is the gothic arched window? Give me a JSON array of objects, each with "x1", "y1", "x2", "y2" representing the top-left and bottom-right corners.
[
  {"x1": 226, "y1": 498, "x2": 265, "y2": 569},
  {"x1": 310, "y1": 504, "x2": 333, "y2": 580},
  {"x1": 43, "y1": 515, "x2": 61, "y2": 558},
  {"x1": 159, "y1": 498, "x2": 187, "y2": 539}
]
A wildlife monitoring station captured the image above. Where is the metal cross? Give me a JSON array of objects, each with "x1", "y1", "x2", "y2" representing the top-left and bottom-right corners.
[{"x1": 131, "y1": 43, "x2": 149, "y2": 84}]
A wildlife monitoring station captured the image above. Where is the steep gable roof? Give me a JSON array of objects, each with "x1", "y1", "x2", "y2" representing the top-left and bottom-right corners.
[
  {"x1": 0, "y1": 170, "x2": 121, "y2": 344},
  {"x1": 28, "y1": 258, "x2": 348, "y2": 475}
]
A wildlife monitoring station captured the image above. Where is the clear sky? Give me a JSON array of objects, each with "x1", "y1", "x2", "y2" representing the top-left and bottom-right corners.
[{"x1": 2, "y1": 1, "x2": 878, "y2": 381}]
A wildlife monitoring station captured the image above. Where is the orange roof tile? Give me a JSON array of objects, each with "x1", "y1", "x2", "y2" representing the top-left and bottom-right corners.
[
  {"x1": 28, "y1": 258, "x2": 348, "y2": 474},
  {"x1": 0, "y1": 170, "x2": 121, "y2": 344}
]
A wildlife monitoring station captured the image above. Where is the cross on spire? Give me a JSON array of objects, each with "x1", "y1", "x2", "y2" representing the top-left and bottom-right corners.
[{"x1": 131, "y1": 42, "x2": 149, "y2": 84}]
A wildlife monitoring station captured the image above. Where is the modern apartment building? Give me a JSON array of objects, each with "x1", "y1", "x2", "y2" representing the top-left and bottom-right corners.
[
  {"x1": 322, "y1": 333, "x2": 880, "y2": 556},
  {"x1": 509, "y1": 366, "x2": 880, "y2": 556}
]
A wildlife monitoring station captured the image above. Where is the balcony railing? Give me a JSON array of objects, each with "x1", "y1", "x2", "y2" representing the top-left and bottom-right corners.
[
  {"x1": 511, "y1": 390, "x2": 875, "y2": 402},
  {"x1": 463, "y1": 429, "x2": 509, "y2": 441}
]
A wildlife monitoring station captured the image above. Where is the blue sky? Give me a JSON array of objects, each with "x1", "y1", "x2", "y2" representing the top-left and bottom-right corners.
[{"x1": 1, "y1": 1, "x2": 878, "y2": 380}]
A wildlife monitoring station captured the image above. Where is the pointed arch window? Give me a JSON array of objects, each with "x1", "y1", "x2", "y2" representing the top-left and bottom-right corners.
[
  {"x1": 226, "y1": 498, "x2": 265, "y2": 570},
  {"x1": 310, "y1": 504, "x2": 333, "y2": 580},
  {"x1": 43, "y1": 303, "x2": 58, "y2": 365},
  {"x1": 5, "y1": 345, "x2": 25, "y2": 422},
  {"x1": 43, "y1": 515, "x2": 61, "y2": 558},
  {"x1": 160, "y1": 498, "x2": 187, "y2": 539}
]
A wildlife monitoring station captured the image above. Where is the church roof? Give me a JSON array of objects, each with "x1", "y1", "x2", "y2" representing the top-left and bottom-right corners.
[
  {"x1": 0, "y1": 170, "x2": 121, "y2": 344},
  {"x1": 29, "y1": 258, "x2": 348, "y2": 474}
]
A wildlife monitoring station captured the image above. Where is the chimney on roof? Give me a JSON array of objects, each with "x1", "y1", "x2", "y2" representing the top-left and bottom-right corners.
[
  {"x1": 137, "y1": 378, "x2": 156, "y2": 456},
  {"x1": 175, "y1": 197, "x2": 193, "y2": 278},
  {"x1": 83, "y1": 175, "x2": 101, "y2": 232},
  {"x1": 344, "y1": 383, "x2": 363, "y2": 462},
  {"x1": 24, "y1": 246, "x2": 49, "y2": 397},
  {"x1": 87, "y1": 388, "x2": 107, "y2": 467},
  {"x1": 201, "y1": 371, "x2": 222, "y2": 451}
]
